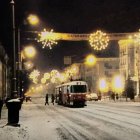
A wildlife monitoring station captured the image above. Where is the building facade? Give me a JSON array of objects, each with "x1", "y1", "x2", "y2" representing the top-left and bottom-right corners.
[
  {"x1": 119, "y1": 39, "x2": 140, "y2": 96},
  {"x1": 77, "y1": 57, "x2": 119, "y2": 93},
  {"x1": 0, "y1": 44, "x2": 11, "y2": 99}
]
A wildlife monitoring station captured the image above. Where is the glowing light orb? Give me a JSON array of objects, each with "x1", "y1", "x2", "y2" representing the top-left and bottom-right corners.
[
  {"x1": 41, "y1": 78, "x2": 46, "y2": 84},
  {"x1": 70, "y1": 64, "x2": 79, "y2": 75},
  {"x1": 58, "y1": 73, "x2": 67, "y2": 82},
  {"x1": 89, "y1": 30, "x2": 109, "y2": 51},
  {"x1": 50, "y1": 78, "x2": 56, "y2": 83},
  {"x1": 38, "y1": 29, "x2": 58, "y2": 49},
  {"x1": 27, "y1": 14, "x2": 39, "y2": 25},
  {"x1": 23, "y1": 45, "x2": 36, "y2": 58},
  {"x1": 50, "y1": 70, "x2": 59, "y2": 78},
  {"x1": 85, "y1": 54, "x2": 96, "y2": 66},
  {"x1": 112, "y1": 75, "x2": 125, "y2": 93},
  {"x1": 99, "y1": 78, "x2": 108, "y2": 92},
  {"x1": 43, "y1": 73, "x2": 50, "y2": 80}
]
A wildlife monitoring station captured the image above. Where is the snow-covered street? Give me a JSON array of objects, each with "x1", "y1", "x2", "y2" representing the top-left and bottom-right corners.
[{"x1": 0, "y1": 98, "x2": 140, "y2": 140}]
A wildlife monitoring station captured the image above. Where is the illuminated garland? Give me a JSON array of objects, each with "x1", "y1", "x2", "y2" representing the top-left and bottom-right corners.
[{"x1": 89, "y1": 30, "x2": 109, "y2": 51}]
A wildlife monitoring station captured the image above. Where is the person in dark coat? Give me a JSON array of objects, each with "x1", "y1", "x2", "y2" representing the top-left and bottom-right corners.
[
  {"x1": 45, "y1": 94, "x2": 49, "y2": 105},
  {"x1": 116, "y1": 93, "x2": 119, "y2": 100},
  {"x1": 111, "y1": 92, "x2": 115, "y2": 101},
  {"x1": 51, "y1": 94, "x2": 55, "y2": 105},
  {"x1": 0, "y1": 98, "x2": 3, "y2": 119}
]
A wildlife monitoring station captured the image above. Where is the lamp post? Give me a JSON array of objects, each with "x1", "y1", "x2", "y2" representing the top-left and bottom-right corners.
[
  {"x1": 17, "y1": 28, "x2": 22, "y2": 97},
  {"x1": 10, "y1": 0, "x2": 17, "y2": 97}
]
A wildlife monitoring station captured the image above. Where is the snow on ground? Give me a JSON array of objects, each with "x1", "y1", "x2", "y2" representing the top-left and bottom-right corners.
[
  {"x1": 0, "y1": 98, "x2": 140, "y2": 140},
  {"x1": 0, "y1": 101, "x2": 61, "y2": 140}
]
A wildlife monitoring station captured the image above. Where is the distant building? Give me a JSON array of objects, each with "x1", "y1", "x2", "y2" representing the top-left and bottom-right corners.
[
  {"x1": 0, "y1": 43, "x2": 10, "y2": 99},
  {"x1": 119, "y1": 39, "x2": 140, "y2": 96},
  {"x1": 73, "y1": 57, "x2": 119, "y2": 93}
]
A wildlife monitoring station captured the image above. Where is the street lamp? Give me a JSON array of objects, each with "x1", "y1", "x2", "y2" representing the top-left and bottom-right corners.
[
  {"x1": 112, "y1": 75, "x2": 125, "y2": 94},
  {"x1": 27, "y1": 14, "x2": 39, "y2": 25},
  {"x1": 85, "y1": 54, "x2": 96, "y2": 66},
  {"x1": 99, "y1": 78, "x2": 108, "y2": 99},
  {"x1": 99, "y1": 78, "x2": 108, "y2": 92},
  {"x1": 22, "y1": 45, "x2": 36, "y2": 59},
  {"x1": 10, "y1": 0, "x2": 17, "y2": 97}
]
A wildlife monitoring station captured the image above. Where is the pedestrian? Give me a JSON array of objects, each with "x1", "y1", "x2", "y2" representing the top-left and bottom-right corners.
[
  {"x1": 116, "y1": 93, "x2": 119, "y2": 100},
  {"x1": 45, "y1": 94, "x2": 49, "y2": 105},
  {"x1": 0, "y1": 98, "x2": 3, "y2": 119},
  {"x1": 111, "y1": 92, "x2": 115, "y2": 101},
  {"x1": 51, "y1": 94, "x2": 55, "y2": 105}
]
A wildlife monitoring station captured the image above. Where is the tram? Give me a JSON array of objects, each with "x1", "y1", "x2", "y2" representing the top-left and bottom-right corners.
[{"x1": 55, "y1": 81, "x2": 88, "y2": 106}]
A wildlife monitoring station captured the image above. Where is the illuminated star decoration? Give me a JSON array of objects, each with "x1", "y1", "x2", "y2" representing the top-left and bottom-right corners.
[
  {"x1": 89, "y1": 30, "x2": 109, "y2": 51},
  {"x1": 38, "y1": 29, "x2": 58, "y2": 49}
]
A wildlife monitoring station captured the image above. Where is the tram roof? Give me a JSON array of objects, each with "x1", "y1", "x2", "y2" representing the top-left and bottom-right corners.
[{"x1": 56, "y1": 81, "x2": 87, "y2": 88}]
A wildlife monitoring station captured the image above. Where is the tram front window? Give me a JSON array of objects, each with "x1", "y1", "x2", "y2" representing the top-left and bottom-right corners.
[{"x1": 71, "y1": 85, "x2": 87, "y2": 93}]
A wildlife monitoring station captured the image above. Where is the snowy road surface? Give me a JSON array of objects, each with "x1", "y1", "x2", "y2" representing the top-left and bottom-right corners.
[{"x1": 0, "y1": 97, "x2": 140, "y2": 140}]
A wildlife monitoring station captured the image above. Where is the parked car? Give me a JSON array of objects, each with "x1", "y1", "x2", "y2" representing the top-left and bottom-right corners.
[
  {"x1": 90, "y1": 93, "x2": 98, "y2": 101},
  {"x1": 86, "y1": 93, "x2": 98, "y2": 101},
  {"x1": 25, "y1": 96, "x2": 32, "y2": 102}
]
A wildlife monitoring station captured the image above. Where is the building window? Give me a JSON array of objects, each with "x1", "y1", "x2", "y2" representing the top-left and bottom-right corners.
[
  {"x1": 104, "y1": 63, "x2": 112, "y2": 69},
  {"x1": 105, "y1": 71, "x2": 112, "y2": 77}
]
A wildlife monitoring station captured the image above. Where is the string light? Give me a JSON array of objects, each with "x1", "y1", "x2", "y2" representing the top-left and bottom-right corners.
[
  {"x1": 89, "y1": 30, "x2": 109, "y2": 51},
  {"x1": 37, "y1": 29, "x2": 58, "y2": 49}
]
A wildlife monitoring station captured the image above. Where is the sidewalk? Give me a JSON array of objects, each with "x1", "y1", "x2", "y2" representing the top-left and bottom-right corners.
[
  {"x1": 100, "y1": 96, "x2": 140, "y2": 102},
  {"x1": 0, "y1": 105, "x2": 27, "y2": 140},
  {"x1": 0, "y1": 105, "x2": 8, "y2": 127},
  {"x1": 0, "y1": 101, "x2": 60, "y2": 140}
]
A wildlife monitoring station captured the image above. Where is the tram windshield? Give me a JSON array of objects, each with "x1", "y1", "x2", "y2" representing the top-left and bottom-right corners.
[{"x1": 71, "y1": 85, "x2": 87, "y2": 93}]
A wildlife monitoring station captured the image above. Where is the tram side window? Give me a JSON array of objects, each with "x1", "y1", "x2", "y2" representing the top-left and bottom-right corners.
[{"x1": 71, "y1": 85, "x2": 87, "y2": 93}]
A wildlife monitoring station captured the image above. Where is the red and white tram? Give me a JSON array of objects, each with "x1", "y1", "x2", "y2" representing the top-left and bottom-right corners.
[{"x1": 55, "y1": 81, "x2": 88, "y2": 106}]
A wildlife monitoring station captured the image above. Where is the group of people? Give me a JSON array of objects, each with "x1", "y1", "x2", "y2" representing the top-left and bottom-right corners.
[
  {"x1": 45, "y1": 94, "x2": 55, "y2": 105},
  {"x1": 110, "y1": 92, "x2": 119, "y2": 101}
]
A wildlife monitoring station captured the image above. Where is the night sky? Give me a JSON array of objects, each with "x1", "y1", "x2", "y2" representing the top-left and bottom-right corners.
[{"x1": 1, "y1": 0, "x2": 140, "y2": 71}]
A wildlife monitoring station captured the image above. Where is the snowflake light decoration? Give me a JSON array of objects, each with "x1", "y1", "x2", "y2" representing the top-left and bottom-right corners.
[
  {"x1": 43, "y1": 73, "x2": 50, "y2": 80},
  {"x1": 29, "y1": 69, "x2": 40, "y2": 84},
  {"x1": 38, "y1": 29, "x2": 58, "y2": 49},
  {"x1": 89, "y1": 30, "x2": 109, "y2": 51}
]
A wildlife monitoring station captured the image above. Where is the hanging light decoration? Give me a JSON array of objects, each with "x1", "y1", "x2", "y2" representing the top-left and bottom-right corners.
[
  {"x1": 29, "y1": 69, "x2": 40, "y2": 84},
  {"x1": 37, "y1": 29, "x2": 58, "y2": 49},
  {"x1": 41, "y1": 78, "x2": 46, "y2": 84},
  {"x1": 43, "y1": 73, "x2": 50, "y2": 80},
  {"x1": 89, "y1": 30, "x2": 109, "y2": 51},
  {"x1": 50, "y1": 70, "x2": 59, "y2": 78}
]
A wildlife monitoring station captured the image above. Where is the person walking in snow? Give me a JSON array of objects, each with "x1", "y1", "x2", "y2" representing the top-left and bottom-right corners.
[
  {"x1": 45, "y1": 94, "x2": 49, "y2": 105},
  {"x1": 51, "y1": 94, "x2": 55, "y2": 105}
]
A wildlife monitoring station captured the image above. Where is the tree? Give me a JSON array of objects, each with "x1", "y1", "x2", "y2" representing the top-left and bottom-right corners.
[{"x1": 125, "y1": 76, "x2": 135, "y2": 100}]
